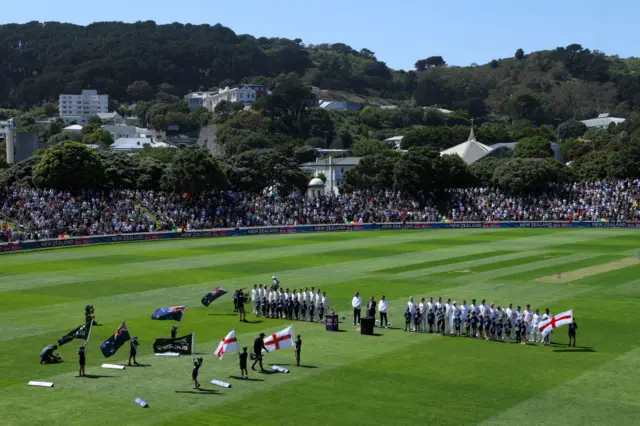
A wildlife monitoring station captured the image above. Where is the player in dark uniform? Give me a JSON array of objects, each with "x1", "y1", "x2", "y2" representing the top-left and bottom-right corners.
[
  {"x1": 255, "y1": 297, "x2": 262, "y2": 318},
  {"x1": 428, "y1": 308, "x2": 436, "y2": 333},
  {"x1": 270, "y1": 300, "x2": 277, "y2": 319},
  {"x1": 413, "y1": 309, "x2": 421, "y2": 333},
  {"x1": 192, "y1": 357, "x2": 203, "y2": 389},
  {"x1": 515, "y1": 315, "x2": 523, "y2": 343},
  {"x1": 496, "y1": 309, "x2": 504, "y2": 340},
  {"x1": 128, "y1": 336, "x2": 139, "y2": 366},
  {"x1": 301, "y1": 300, "x2": 307, "y2": 321},
  {"x1": 294, "y1": 298, "x2": 301, "y2": 320},
  {"x1": 483, "y1": 315, "x2": 492, "y2": 340},
  {"x1": 252, "y1": 333, "x2": 269, "y2": 371},
  {"x1": 437, "y1": 305, "x2": 445, "y2": 334},
  {"x1": 454, "y1": 310, "x2": 462, "y2": 336},
  {"x1": 239, "y1": 347, "x2": 249, "y2": 379},
  {"x1": 262, "y1": 296, "x2": 268, "y2": 317},
  {"x1": 477, "y1": 313, "x2": 484, "y2": 338},
  {"x1": 309, "y1": 302, "x2": 315, "y2": 322},
  {"x1": 295, "y1": 334, "x2": 302, "y2": 367},
  {"x1": 470, "y1": 311, "x2": 479, "y2": 338},
  {"x1": 78, "y1": 345, "x2": 86, "y2": 377},
  {"x1": 318, "y1": 303, "x2": 325, "y2": 321},
  {"x1": 404, "y1": 308, "x2": 412, "y2": 331},
  {"x1": 568, "y1": 319, "x2": 578, "y2": 347},
  {"x1": 237, "y1": 291, "x2": 247, "y2": 322}
]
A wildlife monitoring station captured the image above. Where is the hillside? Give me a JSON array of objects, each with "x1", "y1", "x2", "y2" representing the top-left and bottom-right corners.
[{"x1": 1, "y1": 22, "x2": 640, "y2": 124}]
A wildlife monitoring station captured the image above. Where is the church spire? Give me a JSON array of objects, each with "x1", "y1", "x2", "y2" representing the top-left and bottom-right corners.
[{"x1": 468, "y1": 118, "x2": 476, "y2": 142}]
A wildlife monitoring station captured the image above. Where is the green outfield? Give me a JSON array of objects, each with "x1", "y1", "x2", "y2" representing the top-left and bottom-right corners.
[{"x1": 1, "y1": 228, "x2": 640, "y2": 426}]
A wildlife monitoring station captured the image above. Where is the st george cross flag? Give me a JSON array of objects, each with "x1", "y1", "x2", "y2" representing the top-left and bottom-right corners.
[
  {"x1": 201, "y1": 287, "x2": 228, "y2": 307},
  {"x1": 263, "y1": 325, "x2": 293, "y2": 351},
  {"x1": 151, "y1": 305, "x2": 186, "y2": 321},
  {"x1": 100, "y1": 322, "x2": 131, "y2": 358},
  {"x1": 538, "y1": 309, "x2": 573, "y2": 337},
  {"x1": 215, "y1": 329, "x2": 239, "y2": 359},
  {"x1": 57, "y1": 322, "x2": 92, "y2": 346}
]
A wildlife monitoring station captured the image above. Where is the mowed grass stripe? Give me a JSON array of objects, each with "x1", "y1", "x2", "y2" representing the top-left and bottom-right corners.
[
  {"x1": 0, "y1": 229, "x2": 504, "y2": 292},
  {"x1": 374, "y1": 250, "x2": 513, "y2": 274},
  {"x1": 427, "y1": 253, "x2": 570, "y2": 278},
  {"x1": 497, "y1": 254, "x2": 626, "y2": 282}
]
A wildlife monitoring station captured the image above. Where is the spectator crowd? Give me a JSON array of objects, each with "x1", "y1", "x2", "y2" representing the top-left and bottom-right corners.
[{"x1": 2, "y1": 179, "x2": 640, "y2": 242}]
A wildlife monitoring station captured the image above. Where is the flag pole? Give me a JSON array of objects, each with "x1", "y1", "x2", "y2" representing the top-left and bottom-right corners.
[
  {"x1": 181, "y1": 305, "x2": 187, "y2": 323},
  {"x1": 85, "y1": 321, "x2": 94, "y2": 346}
]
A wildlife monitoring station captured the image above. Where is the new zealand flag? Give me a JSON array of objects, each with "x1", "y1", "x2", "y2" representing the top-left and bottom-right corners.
[
  {"x1": 151, "y1": 305, "x2": 186, "y2": 321},
  {"x1": 100, "y1": 322, "x2": 131, "y2": 358},
  {"x1": 201, "y1": 287, "x2": 228, "y2": 307}
]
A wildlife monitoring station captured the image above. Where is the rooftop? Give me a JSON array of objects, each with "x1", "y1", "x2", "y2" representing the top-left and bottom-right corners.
[
  {"x1": 303, "y1": 157, "x2": 361, "y2": 167},
  {"x1": 440, "y1": 128, "x2": 494, "y2": 164}
]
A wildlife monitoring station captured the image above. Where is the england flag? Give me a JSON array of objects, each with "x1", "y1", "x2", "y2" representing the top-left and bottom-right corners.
[
  {"x1": 263, "y1": 325, "x2": 293, "y2": 351},
  {"x1": 215, "y1": 330, "x2": 239, "y2": 359},
  {"x1": 538, "y1": 309, "x2": 573, "y2": 337}
]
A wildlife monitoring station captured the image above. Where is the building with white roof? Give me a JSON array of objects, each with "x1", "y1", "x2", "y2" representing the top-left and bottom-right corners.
[
  {"x1": 101, "y1": 124, "x2": 163, "y2": 141},
  {"x1": 63, "y1": 124, "x2": 83, "y2": 132},
  {"x1": 59, "y1": 89, "x2": 109, "y2": 125},
  {"x1": 302, "y1": 156, "x2": 361, "y2": 195},
  {"x1": 384, "y1": 136, "x2": 404, "y2": 149},
  {"x1": 202, "y1": 84, "x2": 269, "y2": 112},
  {"x1": 440, "y1": 127, "x2": 494, "y2": 164},
  {"x1": 111, "y1": 138, "x2": 176, "y2": 153},
  {"x1": 96, "y1": 112, "x2": 124, "y2": 124},
  {"x1": 580, "y1": 113, "x2": 626, "y2": 129}
]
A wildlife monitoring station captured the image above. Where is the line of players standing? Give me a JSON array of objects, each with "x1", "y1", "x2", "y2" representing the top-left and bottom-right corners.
[
  {"x1": 404, "y1": 296, "x2": 554, "y2": 345},
  {"x1": 250, "y1": 284, "x2": 331, "y2": 323}
]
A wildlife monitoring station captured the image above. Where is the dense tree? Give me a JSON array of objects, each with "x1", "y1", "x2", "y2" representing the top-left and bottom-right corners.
[
  {"x1": 161, "y1": 146, "x2": 228, "y2": 193},
  {"x1": 351, "y1": 139, "x2": 389, "y2": 156},
  {"x1": 0, "y1": 155, "x2": 42, "y2": 188},
  {"x1": 492, "y1": 158, "x2": 560, "y2": 193},
  {"x1": 127, "y1": 81, "x2": 155, "y2": 101},
  {"x1": 214, "y1": 100, "x2": 245, "y2": 117},
  {"x1": 513, "y1": 136, "x2": 553, "y2": 159},
  {"x1": 83, "y1": 128, "x2": 114, "y2": 148},
  {"x1": 558, "y1": 119, "x2": 588, "y2": 140},
  {"x1": 343, "y1": 152, "x2": 400, "y2": 192},
  {"x1": 32, "y1": 142, "x2": 105, "y2": 190},
  {"x1": 515, "y1": 48, "x2": 525, "y2": 60}
]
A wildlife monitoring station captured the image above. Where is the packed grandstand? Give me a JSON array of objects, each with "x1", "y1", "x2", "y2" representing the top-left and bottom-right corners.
[{"x1": 2, "y1": 179, "x2": 640, "y2": 242}]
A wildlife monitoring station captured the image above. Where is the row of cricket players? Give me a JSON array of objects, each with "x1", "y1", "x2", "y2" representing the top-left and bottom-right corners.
[
  {"x1": 407, "y1": 296, "x2": 553, "y2": 345},
  {"x1": 251, "y1": 284, "x2": 330, "y2": 319}
]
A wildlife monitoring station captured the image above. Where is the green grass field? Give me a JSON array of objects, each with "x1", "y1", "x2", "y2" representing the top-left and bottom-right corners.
[{"x1": 1, "y1": 228, "x2": 640, "y2": 426}]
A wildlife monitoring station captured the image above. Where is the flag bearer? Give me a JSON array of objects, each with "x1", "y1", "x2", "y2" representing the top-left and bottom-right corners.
[
  {"x1": 568, "y1": 318, "x2": 578, "y2": 347},
  {"x1": 192, "y1": 357, "x2": 203, "y2": 389},
  {"x1": 295, "y1": 334, "x2": 302, "y2": 367},
  {"x1": 78, "y1": 345, "x2": 86, "y2": 377}
]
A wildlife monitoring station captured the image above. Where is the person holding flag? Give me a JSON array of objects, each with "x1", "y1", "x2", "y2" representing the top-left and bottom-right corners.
[
  {"x1": 129, "y1": 337, "x2": 139, "y2": 366},
  {"x1": 252, "y1": 333, "x2": 269, "y2": 371},
  {"x1": 215, "y1": 330, "x2": 239, "y2": 360},
  {"x1": 239, "y1": 347, "x2": 249, "y2": 379},
  {"x1": 538, "y1": 309, "x2": 573, "y2": 346}
]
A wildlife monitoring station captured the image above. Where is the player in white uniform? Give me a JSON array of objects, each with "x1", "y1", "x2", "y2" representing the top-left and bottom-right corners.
[
  {"x1": 505, "y1": 303, "x2": 514, "y2": 342},
  {"x1": 531, "y1": 308, "x2": 541, "y2": 343},
  {"x1": 321, "y1": 292, "x2": 330, "y2": 314},
  {"x1": 488, "y1": 303, "x2": 497, "y2": 340},
  {"x1": 418, "y1": 298, "x2": 427, "y2": 332},
  {"x1": 251, "y1": 285, "x2": 258, "y2": 314},
  {"x1": 446, "y1": 299, "x2": 454, "y2": 334},
  {"x1": 407, "y1": 297, "x2": 417, "y2": 331},
  {"x1": 460, "y1": 300, "x2": 469, "y2": 336},
  {"x1": 523, "y1": 304, "x2": 533, "y2": 343}
]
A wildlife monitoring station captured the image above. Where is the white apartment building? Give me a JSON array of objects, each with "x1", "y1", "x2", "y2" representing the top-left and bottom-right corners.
[
  {"x1": 203, "y1": 84, "x2": 267, "y2": 112},
  {"x1": 101, "y1": 124, "x2": 165, "y2": 142},
  {"x1": 59, "y1": 89, "x2": 109, "y2": 125},
  {"x1": 0, "y1": 120, "x2": 10, "y2": 140}
]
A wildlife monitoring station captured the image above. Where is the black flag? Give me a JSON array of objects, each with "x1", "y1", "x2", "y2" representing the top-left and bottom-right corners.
[
  {"x1": 201, "y1": 286, "x2": 228, "y2": 307},
  {"x1": 57, "y1": 322, "x2": 92, "y2": 346},
  {"x1": 153, "y1": 333, "x2": 195, "y2": 355}
]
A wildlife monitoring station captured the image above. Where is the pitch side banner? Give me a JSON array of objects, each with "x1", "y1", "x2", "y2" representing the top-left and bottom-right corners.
[
  {"x1": 153, "y1": 333, "x2": 195, "y2": 355},
  {"x1": 3, "y1": 221, "x2": 639, "y2": 253}
]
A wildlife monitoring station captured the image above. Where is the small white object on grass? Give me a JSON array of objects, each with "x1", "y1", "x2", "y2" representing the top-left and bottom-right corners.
[
  {"x1": 155, "y1": 352, "x2": 180, "y2": 357},
  {"x1": 101, "y1": 364, "x2": 125, "y2": 370},
  {"x1": 28, "y1": 381, "x2": 54, "y2": 387},
  {"x1": 271, "y1": 365, "x2": 290, "y2": 373},
  {"x1": 211, "y1": 379, "x2": 231, "y2": 388},
  {"x1": 133, "y1": 397, "x2": 148, "y2": 408}
]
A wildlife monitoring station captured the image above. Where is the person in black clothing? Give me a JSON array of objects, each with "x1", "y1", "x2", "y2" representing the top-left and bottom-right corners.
[
  {"x1": 367, "y1": 296, "x2": 376, "y2": 319},
  {"x1": 413, "y1": 309, "x2": 421, "y2": 332},
  {"x1": 78, "y1": 345, "x2": 86, "y2": 377},
  {"x1": 294, "y1": 298, "x2": 300, "y2": 320},
  {"x1": 301, "y1": 300, "x2": 307, "y2": 321},
  {"x1": 470, "y1": 311, "x2": 479, "y2": 338},
  {"x1": 295, "y1": 334, "x2": 302, "y2": 367},
  {"x1": 239, "y1": 347, "x2": 249, "y2": 379},
  {"x1": 171, "y1": 325, "x2": 178, "y2": 339},
  {"x1": 192, "y1": 357, "x2": 203, "y2": 389},
  {"x1": 568, "y1": 319, "x2": 578, "y2": 347},
  {"x1": 404, "y1": 308, "x2": 411, "y2": 332},
  {"x1": 318, "y1": 303, "x2": 324, "y2": 321},
  {"x1": 428, "y1": 307, "x2": 436, "y2": 333},
  {"x1": 437, "y1": 305, "x2": 445, "y2": 334},
  {"x1": 252, "y1": 333, "x2": 269, "y2": 371},
  {"x1": 237, "y1": 290, "x2": 247, "y2": 322},
  {"x1": 256, "y1": 297, "x2": 262, "y2": 318},
  {"x1": 262, "y1": 297, "x2": 268, "y2": 317},
  {"x1": 308, "y1": 302, "x2": 314, "y2": 322},
  {"x1": 129, "y1": 336, "x2": 139, "y2": 366}
]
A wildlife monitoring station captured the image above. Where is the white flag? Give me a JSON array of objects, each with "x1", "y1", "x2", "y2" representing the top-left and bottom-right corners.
[
  {"x1": 215, "y1": 329, "x2": 239, "y2": 359},
  {"x1": 263, "y1": 325, "x2": 293, "y2": 351},
  {"x1": 538, "y1": 309, "x2": 573, "y2": 337}
]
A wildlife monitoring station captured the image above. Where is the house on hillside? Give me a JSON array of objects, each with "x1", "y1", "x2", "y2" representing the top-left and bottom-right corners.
[
  {"x1": 111, "y1": 138, "x2": 176, "y2": 153},
  {"x1": 319, "y1": 101, "x2": 362, "y2": 111},
  {"x1": 201, "y1": 84, "x2": 269, "y2": 112},
  {"x1": 302, "y1": 156, "x2": 361, "y2": 195},
  {"x1": 580, "y1": 113, "x2": 625, "y2": 129},
  {"x1": 97, "y1": 112, "x2": 124, "y2": 124},
  {"x1": 384, "y1": 136, "x2": 404, "y2": 149}
]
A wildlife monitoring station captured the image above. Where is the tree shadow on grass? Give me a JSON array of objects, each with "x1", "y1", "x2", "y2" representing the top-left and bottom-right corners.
[
  {"x1": 270, "y1": 363, "x2": 318, "y2": 369},
  {"x1": 175, "y1": 389, "x2": 220, "y2": 395},
  {"x1": 131, "y1": 363, "x2": 152, "y2": 367},
  {"x1": 228, "y1": 375, "x2": 264, "y2": 382},
  {"x1": 243, "y1": 320, "x2": 263, "y2": 324}
]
